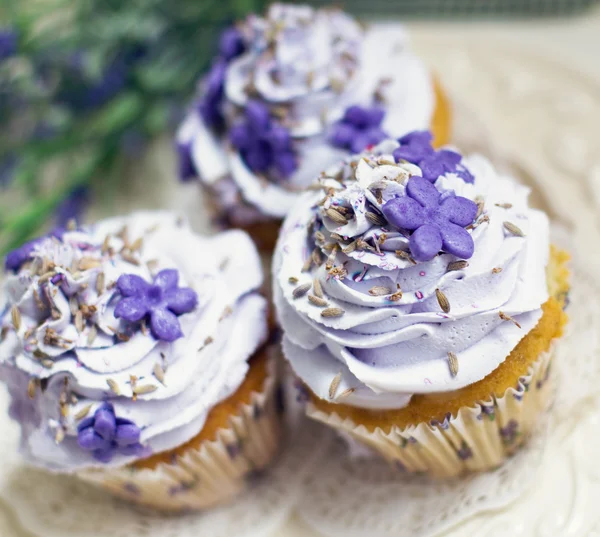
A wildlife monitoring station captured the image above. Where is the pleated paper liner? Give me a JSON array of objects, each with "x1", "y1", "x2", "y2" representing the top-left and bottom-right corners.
[
  {"x1": 78, "y1": 349, "x2": 282, "y2": 512},
  {"x1": 307, "y1": 344, "x2": 556, "y2": 478}
]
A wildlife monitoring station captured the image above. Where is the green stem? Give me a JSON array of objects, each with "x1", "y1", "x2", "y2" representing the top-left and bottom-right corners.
[{"x1": 0, "y1": 146, "x2": 114, "y2": 253}]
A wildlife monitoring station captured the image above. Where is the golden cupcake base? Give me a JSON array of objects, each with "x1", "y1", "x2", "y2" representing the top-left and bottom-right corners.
[
  {"x1": 304, "y1": 247, "x2": 569, "y2": 477},
  {"x1": 78, "y1": 347, "x2": 282, "y2": 512}
]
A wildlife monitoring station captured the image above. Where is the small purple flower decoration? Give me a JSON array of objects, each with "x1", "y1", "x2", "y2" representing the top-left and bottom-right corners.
[
  {"x1": 5, "y1": 228, "x2": 66, "y2": 272},
  {"x1": 229, "y1": 100, "x2": 297, "y2": 178},
  {"x1": 176, "y1": 141, "x2": 197, "y2": 182},
  {"x1": 393, "y1": 131, "x2": 435, "y2": 163},
  {"x1": 330, "y1": 105, "x2": 388, "y2": 154},
  {"x1": 114, "y1": 269, "x2": 198, "y2": 342},
  {"x1": 382, "y1": 176, "x2": 478, "y2": 262},
  {"x1": 219, "y1": 27, "x2": 245, "y2": 61},
  {"x1": 77, "y1": 403, "x2": 145, "y2": 463},
  {"x1": 393, "y1": 131, "x2": 474, "y2": 183}
]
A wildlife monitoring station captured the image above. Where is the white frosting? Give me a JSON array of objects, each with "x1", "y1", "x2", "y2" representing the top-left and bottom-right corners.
[
  {"x1": 272, "y1": 142, "x2": 550, "y2": 410},
  {"x1": 0, "y1": 212, "x2": 267, "y2": 470},
  {"x1": 177, "y1": 5, "x2": 435, "y2": 222}
]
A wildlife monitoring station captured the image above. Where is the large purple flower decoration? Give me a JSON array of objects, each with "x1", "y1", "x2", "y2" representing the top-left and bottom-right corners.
[
  {"x1": 114, "y1": 269, "x2": 198, "y2": 342},
  {"x1": 382, "y1": 176, "x2": 478, "y2": 262},
  {"x1": 229, "y1": 100, "x2": 297, "y2": 178},
  {"x1": 393, "y1": 131, "x2": 474, "y2": 184},
  {"x1": 330, "y1": 105, "x2": 388, "y2": 154},
  {"x1": 4, "y1": 228, "x2": 66, "y2": 272},
  {"x1": 77, "y1": 403, "x2": 145, "y2": 463}
]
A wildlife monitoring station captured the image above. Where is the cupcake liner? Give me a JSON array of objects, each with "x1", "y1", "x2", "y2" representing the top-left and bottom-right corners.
[
  {"x1": 78, "y1": 350, "x2": 281, "y2": 512},
  {"x1": 306, "y1": 344, "x2": 556, "y2": 478}
]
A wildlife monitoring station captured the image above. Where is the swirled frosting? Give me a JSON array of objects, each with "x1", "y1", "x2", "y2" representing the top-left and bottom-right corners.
[
  {"x1": 177, "y1": 4, "x2": 434, "y2": 225},
  {"x1": 273, "y1": 137, "x2": 550, "y2": 410},
  {"x1": 0, "y1": 212, "x2": 267, "y2": 470}
]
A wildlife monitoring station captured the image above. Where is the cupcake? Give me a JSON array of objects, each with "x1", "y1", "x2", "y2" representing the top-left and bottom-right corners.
[
  {"x1": 0, "y1": 212, "x2": 280, "y2": 511},
  {"x1": 273, "y1": 132, "x2": 569, "y2": 477},
  {"x1": 177, "y1": 3, "x2": 451, "y2": 250}
]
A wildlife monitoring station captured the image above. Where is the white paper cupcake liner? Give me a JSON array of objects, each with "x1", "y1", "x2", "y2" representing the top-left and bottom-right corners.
[
  {"x1": 78, "y1": 351, "x2": 282, "y2": 512},
  {"x1": 306, "y1": 344, "x2": 556, "y2": 478}
]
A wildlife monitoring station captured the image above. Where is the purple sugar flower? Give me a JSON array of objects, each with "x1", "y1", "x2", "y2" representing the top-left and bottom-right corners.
[
  {"x1": 77, "y1": 403, "x2": 145, "y2": 463},
  {"x1": 330, "y1": 105, "x2": 388, "y2": 154},
  {"x1": 176, "y1": 141, "x2": 197, "y2": 182},
  {"x1": 5, "y1": 228, "x2": 66, "y2": 272},
  {"x1": 382, "y1": 176, "x2": 478, "y2": 262},
  {"x1": 114, "y1": 269, "x2": 198, "y2": 342},
  {"x1": 393, "y1": 130, "x2": 474, "y2": 183},
  {"x1": 393, "y1": 131, "x2": 436, "y2": 163},
  {"x1": 198, "y1": 59, "x2": 227, "y2": 129},
  {"x1": 229, "y1": 100, "x2": 297, "y2": 178},
  {"x1": 219, "y1": 27, "x2": 246, "y2": 61},
  {"x1": 197, "y1": 28, "x2": 245, "y2": 131}
]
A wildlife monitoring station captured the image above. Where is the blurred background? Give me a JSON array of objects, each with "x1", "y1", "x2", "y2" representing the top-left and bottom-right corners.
[{"x1": 0, "y1": 0, "x2": 598, "y2": 255}]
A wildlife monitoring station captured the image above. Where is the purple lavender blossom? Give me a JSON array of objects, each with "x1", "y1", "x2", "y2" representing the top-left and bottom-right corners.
[
  {"x1": 330, "y1": 105, "x2": 388, "y2": 153},
  {"x1": 0, "y1": 29, "x2": 17, "y2": 60},
  {"x1": 77, "y1": 403, "x2": 145, "y2": 463},
  {"x1": 55, "y1": 52, "x2": 129, "y2": 111},
  {"x1": 382, "y1": 176, "x2": 478, "y2": 261},
  {"x1": 114, "y1": 269, "x2": 198, "y2": 342}
]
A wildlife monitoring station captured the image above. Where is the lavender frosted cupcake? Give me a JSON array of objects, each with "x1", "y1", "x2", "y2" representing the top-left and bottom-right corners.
[
  {"x1": 273, "y1": 133, "x2": 569, "y2": 477},
  {"x1": 177, "y1": 3, "x2": 450, "y2": 250},
  {"x1": 0, "y1": 212, "x2": 280, "y2": 511}
]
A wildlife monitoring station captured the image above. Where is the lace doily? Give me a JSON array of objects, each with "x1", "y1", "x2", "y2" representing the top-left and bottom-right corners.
[
  {"x1": 0, "y1": 379, "x2": 328, "y2": 537},
  {"x1": 0, "y1": 31, "x2": 599, "y2": 537}
]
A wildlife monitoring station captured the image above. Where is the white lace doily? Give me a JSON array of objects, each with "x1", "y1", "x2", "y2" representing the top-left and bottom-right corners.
[
  {"x1": 0, "y1": 379, "x2": 329, "y2": 537},
  {"x1": 0, "y1": 30, "x2": 599, "y2": 537}
]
